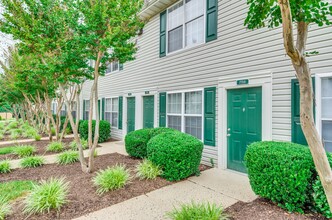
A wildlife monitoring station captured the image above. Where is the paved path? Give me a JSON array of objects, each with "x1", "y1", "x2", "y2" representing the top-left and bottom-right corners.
[
  {"x1": 0, "y1": 135, "x2": 75, "y2": 146},
  {"x1": 9, "y1": 141, "x2": 127, "y2": 169},
  {"x1": 75, "y1": 168, "x2": 257, "y2": 220}
]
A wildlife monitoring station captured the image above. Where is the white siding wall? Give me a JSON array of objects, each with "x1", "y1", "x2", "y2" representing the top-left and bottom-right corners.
[{"x1": 81, "y1": 0, "x2": 332, "y2": 166}]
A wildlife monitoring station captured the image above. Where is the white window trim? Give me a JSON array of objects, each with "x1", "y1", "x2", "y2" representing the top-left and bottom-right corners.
[
  {"x1": 105, "y1": 60, "x2": 120, "y2": 75},
  {"x1": 105, "y1": 97, "x2": 119, "y2": 129},
  {"x1": 165, "y1": 0, "x2": 206, "y2": 56},
  {"x1": 84, "y1": 100, "x2": 90, "y2": 120},
  {"x1": 315, "y1": 73, "x2": 332, "y2": 150},
  {"x1": 166, "y1": 88, "x2": 204, "y2": 140}
]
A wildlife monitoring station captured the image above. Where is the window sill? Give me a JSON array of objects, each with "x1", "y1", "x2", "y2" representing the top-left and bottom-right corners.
[{"x1": 162, "y1": 42, "x2": 207, "y2": 58}]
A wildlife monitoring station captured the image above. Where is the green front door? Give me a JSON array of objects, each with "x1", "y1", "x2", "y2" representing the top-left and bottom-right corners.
[
  {"x1": 127, "y1": 97, "x2": 135, "y2": 133},
  {"x1": 227, "y1": 87, "x2": 262, "y2": 173},
  {"x1": 143, "y1": 96, "x2": 154, "y2": 128}
]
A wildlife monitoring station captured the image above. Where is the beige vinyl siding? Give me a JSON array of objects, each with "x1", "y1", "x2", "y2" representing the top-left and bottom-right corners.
[{"x1": 81, "y1": 0, "x2": 332, "y2": 166}]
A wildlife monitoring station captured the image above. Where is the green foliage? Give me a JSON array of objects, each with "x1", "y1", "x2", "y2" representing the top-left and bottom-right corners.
[
  {"x1": 69, "y1": 139, "x2": 88, "y2": 150},
  {"x1": 79, "y1": 120, "x2": 111, "y2": 143},
  {"x1": 0, "y1": 181, "x2": 34, "y2": 202},
  {"x1": 47, "y1": 142, "x2": 65, "y2": 153},
  {"x1": 136, "y1": 159, "x2": 163, "y2": 180},
  {"x1": 0, "y1": 146, "x2": 16, "y2": 155},
  {"x1": 245, "y1": 141, "x2": 330, "y2": 214},
  {"x1": 0, "y1": 197, "x2": 11, "y2": 220},
  {"x1": 10, "y1": 129, "x2": 20, "y2": 140},
  {"x1": 166, "y1": 202, "x2": 227, "y2": 220},
  {"x1": 0, "y1": 134, "x2": 3, "y2": 140},
  {"x1": 13, "y1": 145, "x2": 36, "y2": 158},
  {"x1": 0, "y1": 160, "x2": 11, "y2": 174},
  {"x1": 51, "y1": 127, "x2": 56, "y2": 136},
  {"x1": 57, "y1": 150, "x2": 79, "y2": 165},
  {"x1": 23, "y1": 127, "x2": 38, "y2": 138},
  {"x1": 34, "y1": 134, "x2": 41, "y2": 141},
  {"x1": 93, "y1": 165, "x2": 130, "y2": 194},
  {"x1": 20, "y1": 156, "x2": 45, "y2": 168},
  {"x1": 6, "y1": 121, "x2": 18, "y2": 130},
  {"x1": 125, "y1": 127, "x2": 179, "y2": 158},
  {"x1": 147, "y1": 132, "x2": 203, "y2": 181},
  {"x1": 245, "y1": 0, "x2": 332, "y2": 29},
  {"x1": 24, "y1": 178, "x2": 69, "y2": 214}
]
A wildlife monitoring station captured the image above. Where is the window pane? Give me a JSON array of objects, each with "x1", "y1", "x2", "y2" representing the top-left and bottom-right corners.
[
  {"x1": 105, "y1": 98, "x2": 112, "y2": 112},
  {"x1": 185, "y1": 0, "x2": 204, "y2": 22},
  {"x1": 106, "y1": 62, "x2": 112, "y2": 74},
  {"x1": 168, "y1": 93, "x2": 182, "y2": 114},
  {"x1": 185, "y1": 16, "x2": 204, "y2": 47},
  {"x1": 168, "y1": 26, "x2": 183, "y2": 53},
  {"x1": 85, "y1": 100, "x2": 90, "y2": 111},
  {"x1": 112, "y1": 98, "x2": 118, "y2": 112},
  {"x1": 112, "y1": 113, "x2": 118, "y2": 127},
  {"x1": 112, "y1": 61, "x2": 119, "y2": 72},
  {"x1": 105, "y1": 112, "x2": 111, "y2": 123},
  {"x1": 168, "y1": 1, "x2": 184, "y2": 30},
  {"x1": 322, "y1": 120, "x2": 332, "y2": 152},
  {"x1": 322, "y1": 78, "x2": 332, "y2": 118},
  {"x1": 322, "y1": 78, "x2": 332, "y2": 98},
  {"x1": 168, "y1": 116, "x2": 182, "y2": 131},
  {"x1": 185, "y1": 116, "x2": 202, "y2": 139},
  {"x1": 185, "y1": 91, "x2": 202, "y2": 114}
]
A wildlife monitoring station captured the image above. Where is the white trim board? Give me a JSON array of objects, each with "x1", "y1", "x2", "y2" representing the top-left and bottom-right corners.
[{"x1": 217, "y1": 71, "x2": 273, "y2": 170}]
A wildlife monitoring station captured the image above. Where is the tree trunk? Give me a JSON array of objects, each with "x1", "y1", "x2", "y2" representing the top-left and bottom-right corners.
[{"x1": 278, "y1": 0, "x2": 332, "y2": 211}]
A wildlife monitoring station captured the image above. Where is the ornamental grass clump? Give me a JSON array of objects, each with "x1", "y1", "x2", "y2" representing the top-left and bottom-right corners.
[
  {"x1": 34, "y1": 134, "x2": 41, "y2": 141},
  {"x1": 47, "y1": 142, "x2": 65, "y2": 153},
  {"x1": 20, "y1": 156, "x2": 45, "y2": 168},
  {"x1": 57, "y1": 151, "x2": 79, "y2": 165},
  {"x1": 69, "y1": 139, "x2": 88, "y2": 150},
  {"x1": 23, "y1": 127, "x2": 38, "y2": 138},
  {"x1": 136, "y1": 160, "x2": 163, "y2": 180},
  {"x1": 0, "y1": 161, "x2": 11, "y2": 174},
  {"x1": 93, "y1": 165, "x2": 130, "y2": 194},
  {"x1": 10, "y1": 130, "x2": 20, "y2": 140},
  {"x1": 13, "y1": 145, "x2": 36, "y2": 158},
  {"x1": 166, "y1": 202, "x2": 227, "y2": 220},
  {"x1": 0, "y1": 197, "x2": 11, "y2": 220},
  {"x1": 23, "y1": 177, "x2": 69, "y2": 214}
]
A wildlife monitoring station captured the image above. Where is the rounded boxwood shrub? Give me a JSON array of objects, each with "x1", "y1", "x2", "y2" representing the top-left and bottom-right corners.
[
  {"x1": 147, "y1": 132, "x2": 203, "y2": 181},
  {"x1": 125, "y1": 127, "x2": 178, "y2": 158},
  {"x1": 79, "y1": 120, "x2": 111, "y2": 143},
  {"x1": 245, "y1": 141, "x2": 329, "y2": 214}
]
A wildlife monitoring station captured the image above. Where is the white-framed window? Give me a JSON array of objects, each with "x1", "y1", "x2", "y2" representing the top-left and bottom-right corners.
[
  {"x1": 105, "y1": 98, "x2": 119, "y2": 128},
  {"x1": 316, "y1": 75, "x2": 332, "y2": 152},
  {"x1": 106, "y1": 60, "x2": 120, "y2": 74},
  {"x1": 167, "y1": 90, "x2": 203, "y2": 139},
  {"x1": 60, "y1": 104, "x2": 67, "y2": 117},
  {"x1": 84, "y1": 100, "x2": 90, "y2": 120},
  {"x1": 167, "y1": 0, "x2": 205, "y2": 54},
  {"x1": 71, "y1": 101, "x2": 77, "y2": 119},
  {"x1": 51, "y1": 102, "x2": 57, "y2": 115}
]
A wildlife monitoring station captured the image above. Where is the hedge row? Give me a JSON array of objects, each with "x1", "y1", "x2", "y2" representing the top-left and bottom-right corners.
[
  {"x1": 125, "y1": 128, "x2": 203, "y2": 181},
  {"x1": 79, "y1": 120, "x2": 111, "y2": 143},
  {"x1": 245, "y1": 141, "x2": 331, "y2": 218}
]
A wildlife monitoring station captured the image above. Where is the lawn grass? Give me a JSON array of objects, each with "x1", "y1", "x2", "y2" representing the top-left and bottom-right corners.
[
  {"x1": 0, "y1": 181, "x2": 35, "y2": 202},
  {"x1": 0, "y1": 147, "x2": 16, "y2": 155}
]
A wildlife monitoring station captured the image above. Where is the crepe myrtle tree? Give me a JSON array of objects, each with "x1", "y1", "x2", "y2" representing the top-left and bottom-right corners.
[
  {"x1": 76, "y1": 0, "x2": 145, "y2": 172},
  {"x1": 245, "y1": 0, "x2": 332, "y2": 210}
]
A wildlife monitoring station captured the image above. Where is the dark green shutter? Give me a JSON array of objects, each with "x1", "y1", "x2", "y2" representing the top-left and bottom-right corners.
[
  {"x1": 119, "y1": 63, "x2": 124, "y2": 70},
  {"x1": 82, "y1": 100, "x2": 86, "y2": 120},
  {"x1": 291, "y1": 78, "x2": 315, "y2": 145},
  {"x1": 204, "y1": 87, "x2": 216, "y2": 146},
  {"x1": 206, "y1": 0, "x2": 218, "y2": 42},
  {"x1": 102, "y1": 98, "x2": 105, "y2": 120},
  {"x1": 118, "y1": 96, "x2": 123, "y2": 129},
  {"x1": 159, "y1": 92, "x2": 167, "y2": 127},
  {"x1": 160, "y1": 11, "x2": 167, "y2": 57}
]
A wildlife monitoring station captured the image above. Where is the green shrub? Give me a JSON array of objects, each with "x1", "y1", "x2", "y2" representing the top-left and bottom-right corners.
[
  {"x1": 0, "y1": 197, "x2": 11, "y2": 220},
  {"x1": 57, "y1": 151, "x2": 79, "y2": 165},
  {"x1": 79, "y1": 120, "x2": 111, "y2": 143},
  {"x1": 13, "y1": 145, "x2": 36, "y2": 158},
  {"x1": 166, "y1": 202, "x2": 227, "y2": 220},
  {"x1": 51, "y1": 127, "x2": 56, "y2": 136},
  {"x1": 24, "y1": 177, "x2": 69, "y2": 214},
  {"x1": 93, "y1": 165, "x2": 130, "y2": 194},
  {"x1": 69, "y1": 139, "x2": 88, "y2": 150},
  {"x1": 0, "y1": 161, "x2": 11, "y2": 174},
  {"x1": 245, "y1": 141, "x2": 316, "y2": 213},
  {"x1": 0, "y1": 147, "x2": 15, "y2": 155},
  {"x1": 125, "y1": 127, "x2": 178, "y2": 158},
  {"x1": 0, "y1": 134, "x2": 4, "y2": 140},
  {"x1": 0, "y1": 123, "x2": 4, "y2": 130},
  {"x1": 34, "y1": 134, "x2": 41, "y2": 141},
  {"x1": 147, "y1": 132, "x2": 203, "y2": 181},
  {"x1": 136, "y1": 159, "x2": 163, "y2": 180},
  {"x1": 47, "y1": 142, "x2": 65, "y2": 153},
  {"x1": 20, "y1": 156, "x2": 45, "y2": 168},
  {"x1": 10, "y1": 130, "x2": 20, "y2": 140},
  {"x1": 23, "y1": 127, "x2": 38, "y2": 138},
  {"x1": 6, "y1": 121, "x2": 19, "y2": 130}
]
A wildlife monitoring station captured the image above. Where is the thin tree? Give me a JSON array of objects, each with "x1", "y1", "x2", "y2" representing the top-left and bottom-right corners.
[{"x1": 245, "y1": 0, "x2": 332, "y2": 211}]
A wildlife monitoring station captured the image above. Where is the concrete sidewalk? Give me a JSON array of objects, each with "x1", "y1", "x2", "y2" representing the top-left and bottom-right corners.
[
  {"x1": 0, "y1": 135, "x2": 76, "y2": 146},
  {"x1": 75, "y1": 168, "x2": 257, "y2": 220},
  {"x1": 9, "y1": 141, "x2": 127, "y2": 169}
]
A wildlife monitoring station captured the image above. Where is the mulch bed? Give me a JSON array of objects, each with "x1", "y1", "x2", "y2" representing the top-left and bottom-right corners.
[
  {"x1": 225, "y1": 198, "x2": 328, "y2": 220},
  {"x1": 1, "y1": 153, "x2": 210, "y2": 220}
]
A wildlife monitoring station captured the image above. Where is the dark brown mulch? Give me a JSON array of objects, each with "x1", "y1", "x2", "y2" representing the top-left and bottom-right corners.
[
  {"x1": 0, "y1": 138, "x2": 75, "y2": 160},
  {"x1": 225, "y1": 198, "x2": 328, "y2": 220},
  {"x1": 1, "y1": 153, "x2": 210, "y2": 220}
]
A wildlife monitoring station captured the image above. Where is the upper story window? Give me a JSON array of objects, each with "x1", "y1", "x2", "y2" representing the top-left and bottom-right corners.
[
  {"x1": 106, "y1": 60, "x2": 120, "y2": 74},
  {"x1": 167, "y1": 0, "x2": 205, "y2": 54}
]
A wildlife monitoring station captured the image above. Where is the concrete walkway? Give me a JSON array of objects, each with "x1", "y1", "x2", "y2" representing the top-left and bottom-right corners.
[
  {"x1": 75, "y1": 168, "x2": 257, "y2": 220},
  {"x1": 0, "y1": 135, "x2": 76, "y2": 146},
  {"x1": 9, "y1": 141, "x2": 127, "y2": 169}
]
